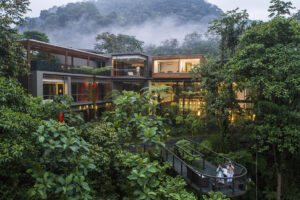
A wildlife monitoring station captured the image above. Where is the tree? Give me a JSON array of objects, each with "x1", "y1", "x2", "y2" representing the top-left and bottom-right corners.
[
  {"x1": 191, "y1": 8, "x2": 249, "y2": 143},
  {"x1": 181, "y1": 32, "x2": 219, "y2": 56},
  {"x1": 103, "y1": 90, "x2": 169, "y2": 146},
  {"x1": 190, "y1": 56, "x2": 240, "y2": 144},
  {"x1": 95, "y1": 32, "x2": 144, "y2": 53},
  {"x1": 22, "y1": 30, "x2": 49, "y2": 43},
  {"x1": 227, "y1": 14, "x2": 300, "y2": 200},
  {"x1": 293, "y1": 10, "x2": 300, "y2": 21},
  {"x1": 0, "y1": 0, "x2": 30, "y2": 77},
  {"x1": 202, "y1": 191, "x2": 230, "y2": 200},
  {"x1": 268, "y1": 0, "x2": 295, "y2": 18},
  {"x1": 208, "y1": 8, "x2": 249, "y2": 62},
  {"x1": 21, "y1": 30, "x2": 59, "y2": 62}
]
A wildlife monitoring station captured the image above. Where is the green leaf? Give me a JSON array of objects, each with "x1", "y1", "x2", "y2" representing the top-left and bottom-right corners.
[
  {"x1": 66, "y1": 174, "x2": 73, "y2": 184},
  {"x1": 39, "y1": 136, "x2": 45, "y2": 143}
]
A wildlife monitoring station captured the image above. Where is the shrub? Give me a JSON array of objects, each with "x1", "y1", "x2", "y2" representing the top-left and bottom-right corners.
[{"x1": 28, "y1": 120, "x2": 94, "y2": 200}]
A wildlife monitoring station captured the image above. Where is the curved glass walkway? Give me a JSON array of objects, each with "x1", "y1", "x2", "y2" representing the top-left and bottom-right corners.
[{"x1": 160, "y1": 138, "x2": 248, "y2": 197}]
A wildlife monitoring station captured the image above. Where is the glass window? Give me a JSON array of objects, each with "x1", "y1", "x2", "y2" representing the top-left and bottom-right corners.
[
  {"x1": 154, "y1": 60, "x2": 179, "y2": 73},
  {"x1": 43, "y1": 78, "x2": 65, "y2": 100},
  {"x1": 113, "y1": 58, "x2": 145, "y2": 77},
  {"x1": 71, "y1": 81, "x2": 112, "y2": 102},
  {"x1": 179, "y1": 59, "x2": 200, "y2": 72},
  {"x1": 154, "y1": 58, "x2": 200, "y2": 73}
]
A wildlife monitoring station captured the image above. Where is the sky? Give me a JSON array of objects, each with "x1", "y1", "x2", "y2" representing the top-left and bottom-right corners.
[{"x1": 27, "y1": 0, "x2": 300, "y2": 21}]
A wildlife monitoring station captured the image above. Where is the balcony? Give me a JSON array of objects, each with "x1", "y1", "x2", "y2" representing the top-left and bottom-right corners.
[
  {"x1": 152, "y1": 56, "x2": 203, "y2": 79},
  {"x1": 112, "y1": 54, "x2": 147, "y2": 78},
  {"x1": 31, "y1": 60, "x2": 111, "y2": 76},
  {"x1": 113, "y1": 68, "x2": 144, "y2": 77}
]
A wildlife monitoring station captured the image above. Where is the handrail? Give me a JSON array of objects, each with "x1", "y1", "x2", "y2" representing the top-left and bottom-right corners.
[
  {"x1": 184, "y1": 138, "x2": 248, "y2": 179},
  {"x1": 174, "y1": 144, "x2": 202, "y2": 157},
  {"x1": 122, "y1": 141, "x2": 248, "y2": 196}
]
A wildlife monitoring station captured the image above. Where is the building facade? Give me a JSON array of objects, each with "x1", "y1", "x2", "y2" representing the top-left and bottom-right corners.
[{"x1": 19, "y1": 39, "x2": 250, "y2": 119}]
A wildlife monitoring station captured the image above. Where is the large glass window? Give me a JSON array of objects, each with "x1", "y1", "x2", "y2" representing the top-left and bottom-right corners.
[
  {"x1": 71, "y1": 80, "x2": 112, "y2": 102},
  {"x1": 43, "y1": 77, "x2": 66, "y2": 100},
  {"x1": 112, "y1": 56, "x2": 146, "y2": 77},
  {"x1": 151, "y1": 81, "x2": 203, "y2": 112},
  {"x1": 153, "y1": 58, "x2": 200, "y2": 73}
]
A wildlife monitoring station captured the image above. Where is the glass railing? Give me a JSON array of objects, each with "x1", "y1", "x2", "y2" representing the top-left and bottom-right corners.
[
  {"x1": 31, "y1": 60, "x2": 111, "y2": 76},
  {"x1": 113, "y1": 68, "x2": 144, "y2": 77}
]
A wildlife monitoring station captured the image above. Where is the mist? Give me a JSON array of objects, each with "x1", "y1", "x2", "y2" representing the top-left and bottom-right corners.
[{"x1": 45, "y1": 16, "x2": 214, "y2": 49}]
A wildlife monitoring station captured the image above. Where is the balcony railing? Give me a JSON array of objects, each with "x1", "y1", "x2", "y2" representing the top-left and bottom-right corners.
[
  {"x1": 113, "y1": 68, "x2": 144, "y2": 77},
  {"x1": 31, "y1": 60, "x2": 111, "y2": 76},
  {"x1": 71, "y1": 94, "x2": 108, "y2": 103}
]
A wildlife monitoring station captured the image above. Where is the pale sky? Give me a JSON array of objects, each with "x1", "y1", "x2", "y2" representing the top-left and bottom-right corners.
[{"x1": 27, "y1": 0, "x2": 300, "y2": 21}]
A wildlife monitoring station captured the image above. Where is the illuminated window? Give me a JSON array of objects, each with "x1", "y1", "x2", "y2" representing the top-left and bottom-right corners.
[{"x1": 43, "y1": 77, "x2": 66, "y2": 100}]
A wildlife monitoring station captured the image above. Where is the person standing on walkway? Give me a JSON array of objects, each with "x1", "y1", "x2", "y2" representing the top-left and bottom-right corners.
[
  {"x1": 227, "y1": 161, "x2": 234, "y2": 183},
  {"x1": 216, "y1": 164, "x2": 225, "y2": 184}
]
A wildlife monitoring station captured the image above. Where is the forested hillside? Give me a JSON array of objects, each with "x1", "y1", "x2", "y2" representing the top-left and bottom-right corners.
[{"x1": 19, "y1": 0, "x2": 222, "y2": 50}]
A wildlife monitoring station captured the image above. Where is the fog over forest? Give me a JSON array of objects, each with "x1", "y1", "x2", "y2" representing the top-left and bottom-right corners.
[
  {"x1": 20, "y1": 0, "x2": 222, "y2": 49},
  {"x1": 45, "y1": 17, "x2": 214, "y2": 49}
]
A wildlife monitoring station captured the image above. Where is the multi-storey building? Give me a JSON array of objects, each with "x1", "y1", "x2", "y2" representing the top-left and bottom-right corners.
[{"x1": 19, "y1": 39, "x2": 250, "y2": 119}]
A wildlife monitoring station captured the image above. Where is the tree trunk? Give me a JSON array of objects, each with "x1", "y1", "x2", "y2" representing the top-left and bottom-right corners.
[
  {"x1": 273, "y1": 145, "x2": 281, "y2": 200},
  {"x1": 276, "y1": 170, "x2": 282, "y2": 200}
]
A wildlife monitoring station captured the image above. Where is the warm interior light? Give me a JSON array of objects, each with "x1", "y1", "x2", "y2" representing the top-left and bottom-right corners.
[
  {"x1": 197, "y1": 111, "x2": 201, "y2": 116},
  {"x1": 79, "y1": 106, "x2": 82, "y2": 110}
]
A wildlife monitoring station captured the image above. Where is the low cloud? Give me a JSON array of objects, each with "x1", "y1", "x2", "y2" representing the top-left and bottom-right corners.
[{"x1": 46, "y1": 16, "x2": 215, "y2": 49}]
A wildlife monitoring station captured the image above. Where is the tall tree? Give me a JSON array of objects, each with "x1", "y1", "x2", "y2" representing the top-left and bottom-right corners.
[
  {"x1": 227, "y1": 10, "x2": 300, "y2": 200},
  {"x1": 23, "y1": 30, "x2": 50, "y2": 43},
  {"x1": 0, "y1": 0, "x2": 30, "y2": 77},
  {"x1": 95, "y1": 32, "x2": 144, "y2": 53},
  {"x1": 208, "y1": 8, "x2": 249, "y2": 62},
  {"x1": 268, "y1": 0, "x2": 295, "y2": 18},
  {"x1": 21, "y1": 30, "x2": 58, "y2": 62},
  {"x1": 191, "y1": 9, "x2": 249, "y2": 143}
]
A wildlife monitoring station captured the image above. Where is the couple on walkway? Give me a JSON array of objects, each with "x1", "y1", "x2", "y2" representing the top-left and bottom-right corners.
[{"x1": 216, "y1": 161, "x2": 234, "y2": 184}]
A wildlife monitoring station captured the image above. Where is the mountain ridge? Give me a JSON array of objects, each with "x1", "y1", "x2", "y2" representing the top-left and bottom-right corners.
[{"x1": 20, "y1": 0, "x2": 223, "y2": 48}]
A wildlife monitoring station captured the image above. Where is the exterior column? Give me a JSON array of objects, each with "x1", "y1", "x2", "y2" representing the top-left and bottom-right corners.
[
  {"x1": 31, "y1": 71, "x2": 43, "y2": 97},
  {"x1": 66, "y1": 76, "x2": 72, "y2": 96},
  {"x1": 71, "y1": 56, "x2": 74, "y2": 66},
  {"x1": 87, "y1": 56, "x2": 90, "y2": 66},
  {"x1": 27, "y1": 43, "x2": 31, "y2": 94},
  {"x1": 47, "y1": 53, "x2": 50, "y2": 63},
  {"x1": 109, "y1": 58, "x2": 113, "y2": 76},
  {"x1": 65, "y1": 51, "x2": 68, "y2": 65}
]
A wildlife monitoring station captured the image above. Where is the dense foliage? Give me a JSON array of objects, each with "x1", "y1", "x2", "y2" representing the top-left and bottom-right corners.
[
  {"x1": 20, "y1": 0, "x2": 222, "y2": 31},
  {"x1": 95, "y1": 32, "x2": 144, "y2": 53},
  {"x1": 18, "y1": 0, "x2": 222, "y2": 56},
  {"x1": 187, "y1": 1, "x2": 300, "y2": 200},
  {"x1": 0, "y1": 0, "x2": 29, "y2": 76},
  {"x1": 1, "y1": 0, "x2": 300, "y2": 200},
  {"x1": 20, "y1": 30, "x2": 58, "y2": 62},
  {"x1": 145, "y1": 33, "x2": 219, "y2": 56},
  {"x1": 22, "y1": 30, "x2": 49, "y2": 43},
  {"x1": 227, "y1": 15, "x2": 300, "y2": 200}
]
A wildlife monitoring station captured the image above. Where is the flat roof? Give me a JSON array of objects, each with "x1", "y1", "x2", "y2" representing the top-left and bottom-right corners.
[
  {"x1": 152, "y1": 54, "x2": 204, "y2": 60},
  {"x1": 112, "y1": 52, "x2": 149, "y2": 58},
  {"x1": 19, "y1": 39, "x2": 109, "y2": 60}
]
